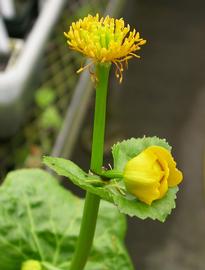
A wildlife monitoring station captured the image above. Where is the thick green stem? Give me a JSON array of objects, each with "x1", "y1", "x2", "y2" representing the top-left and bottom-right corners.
[
  {"x1": 69, "y1": 63, "x2": 111, "y2": 270},
  {"x1": 90, "y1": 63, "x2": 111, "y2": 174}
]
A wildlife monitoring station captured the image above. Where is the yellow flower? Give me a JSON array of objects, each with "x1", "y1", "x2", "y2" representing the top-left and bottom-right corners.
[
  {"x1": 123, "y1": 146, "x2": 183, "y2": 205},
  {"x1": 64, "y1": 14, "x2": 146, "y2": 83},
  {"x1": 21, "y1": 260, "x2": 42, "y2": 270}
]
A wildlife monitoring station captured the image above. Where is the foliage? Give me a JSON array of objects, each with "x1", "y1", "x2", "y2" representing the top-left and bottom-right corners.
[
  {"x1": 39, "y1": 106, "x2": 62, "y2": 130},
  {"x1": 0, "y1": 169, "x2": 133, "y2": 270},
  {"x1": 35, "y1": 88, "x2": 56, "y2": 109},
  {"x1": 44, "y1": 136, "x2": 179, "y2": 222}
]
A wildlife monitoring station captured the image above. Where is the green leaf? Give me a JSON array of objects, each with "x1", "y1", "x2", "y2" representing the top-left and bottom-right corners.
[
  {"x1": 35, "y1": 88, "x2": 56, "y2": 109},
  {"x1": 43, "y1": 157, "x2": 113, "y2": 202},
  {"x1": 0, "y1": 169, "x2": 133, "y2": 270},
  {"x1": 44, "y1": 136, "x2": 179, "y2": 222},
  {"x1": 112, "y1": 186, "x2": 178, "y2": 222},
  {"x1": 40, "y1": 106, "x2": 62, "y2": 130}
]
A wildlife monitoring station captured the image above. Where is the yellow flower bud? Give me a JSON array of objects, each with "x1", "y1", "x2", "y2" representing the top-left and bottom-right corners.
[
  {"x1": 21, "y1": 260, "x2": 42, "y2": 270},
  {"x1": 123, "y1": 146, "x2": 183, "y2": 205}
]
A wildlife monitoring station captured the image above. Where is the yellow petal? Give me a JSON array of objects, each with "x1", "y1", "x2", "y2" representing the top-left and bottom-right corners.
[
  {"x1": 123, "y1": 150, "x2": 163, "y2": 204},
  {"x1": 158, "y1": 177, "x2": 168, "y2": 199},
  {"x1": 21, "y1": 260, "x2": 42, "y2": 270},
  {"x1": 146, "y1": 146, "x2": 183, "y2": 187},
  {"x1": 130, "y1": 183, "x2": 160, "y2": 205},
  {"x1": 124, "y1": 151, "x2": 164, "y2": 185},
  {"x1": 154, "y1": 154, "x2": 169, "y2": 198}
]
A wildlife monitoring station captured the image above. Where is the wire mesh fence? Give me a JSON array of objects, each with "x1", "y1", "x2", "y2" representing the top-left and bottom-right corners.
[{"x1": 0, "y1": 0, "x2": 108, "y2": 178}]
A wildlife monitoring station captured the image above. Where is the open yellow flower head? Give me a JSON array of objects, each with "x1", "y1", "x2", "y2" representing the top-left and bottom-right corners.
[
  {"x1": 64, "y1": 14, "x2": 146, "y2": 82},
  {"x1": 21, "y1": 260, "x2": 42, "y2": 270},
  {"x1": 123, "y1": 146, "x2": 183, "y2": 205}
]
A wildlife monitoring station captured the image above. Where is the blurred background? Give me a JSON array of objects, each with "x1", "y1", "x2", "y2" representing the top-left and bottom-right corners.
[{"x1": 1, "y1": 0, "x2": 205, "y2": 269}]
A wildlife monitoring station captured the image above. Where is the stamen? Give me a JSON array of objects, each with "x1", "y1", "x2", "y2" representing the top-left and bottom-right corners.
[
  {"x1": 114, "y1": 61, "x2": 123, "y2": 83},
  {"x1": 76, "y1": 61, "x2": 94, "y2": 74},
  {"x1": 129, "y1": 52, "x2": 141, "y2": 58},
  {"x1": 64, "y1": 14, "x2": 146, "y2": 83}
]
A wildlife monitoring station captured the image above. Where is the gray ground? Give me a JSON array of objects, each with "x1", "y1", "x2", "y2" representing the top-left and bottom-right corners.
[{"x1": 71, "y1": 0, "x2": 205, "y2": 269}]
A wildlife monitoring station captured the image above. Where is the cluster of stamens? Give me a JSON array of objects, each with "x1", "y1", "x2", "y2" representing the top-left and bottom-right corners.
[{"x1": 64, "y1": 14, "x2": 146, "y2": 83}]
